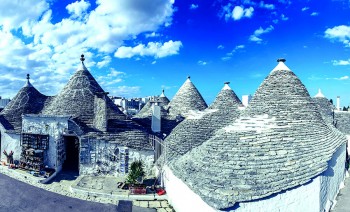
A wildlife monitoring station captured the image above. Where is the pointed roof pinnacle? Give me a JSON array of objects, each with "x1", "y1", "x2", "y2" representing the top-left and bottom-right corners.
[
  {"x1": 78, "y1": 54, "x2": 88, "y2": 71},
  {"x1": 185, "y1": 75, "x2": 191, "y2": 82},
  {"x1": 160, "y1": 89, "x2": 166, "y2": 97},
  {"x1": 272, "y1": 58, "x2": 291, "y2": 72},
  {"x1": 25, "y1": 73, "x2": 33, "y2": 87},
  {"x1": 223, "y1": 82, "x2": 231, "y2": 90},
  {"x1": 314, "y1": 88, "x2": 325, "y2": 98}
]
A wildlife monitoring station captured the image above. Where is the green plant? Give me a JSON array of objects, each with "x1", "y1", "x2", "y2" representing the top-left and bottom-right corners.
[{"x1": 126, "y1": 160, "x2": 145, "y2": 184}]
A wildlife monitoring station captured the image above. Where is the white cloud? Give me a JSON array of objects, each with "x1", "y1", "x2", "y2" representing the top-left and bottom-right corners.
[
  {"x1": 234, "y1": 45, "x2": 245, "y2": 50},
  {"x1": 190, "y1": 4, "x2": 199, "y2": 10},
  {"x1": 221, "y1": 56, "x2": 232, "y2": 61},
  {"x1": 217, "y1": 45, "x2": 224, "y2": 49},
  {"x1": 326, "y1": 76, "x2": 349, "y2": 80},
  {"x1": 332, "y1": 59, "x2": 350, "y2": 66},
  {"x1": 325, "y1": 25, "x2": 350, "y2": 47},
  {"x1": 114, "y1": 40, "x2": 182, "y2": 59},
  {"x1": 66, "y1": 0, "x2": 91, "y2": 18},
  {"x1": 231, "y1": 6, "x2": 254, "y2": 21},
  {"x1": 249, "y1": 25, "x2": 274, "y2": 43},
  {"x1": 311, "y1": 12, "x2": 319, "y2": 16},
  {"x1": 112, "y1": 86, "x2": 141, "y2": 97},
  {"x1": 0, "y1": 0, "x2": 176, "y2": 97},
  {"x1": 301, "y1": 7, "x2": 309, "y2": 11},
  {"x1": 145, "y1": 32, "x2": 161, "y2": 38},
  {"x1": 97, "y1": 68, "x2": 125, "y2": 87},
  {"x1": 281, "y1": 14, "x2": 289, "y2": 21},
  {"x1": 259, "y1": 2, "x2": 275, "y2": 10},
  {"x1": 96, "y1": 55, "x2": 111, "y2": 68},
  {"x1": 198, "y1": 60, "x2": 207, "y2": 66},
  {"x1": 108, "y1": 69, "x2": 125, "y2": 77},
  {"x1": 221, "y1": 45, "x2": 245, "y2": 61},
  {"x1": 278, "y1": 0, "x2": 291, "y2": 4},
  {"x1": 0, "y1": 0, "x2": 49, "y2": 31}
]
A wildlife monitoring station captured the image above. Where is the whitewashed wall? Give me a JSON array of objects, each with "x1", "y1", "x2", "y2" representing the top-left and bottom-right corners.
[
  {"x1": 0, "y1": 125, "x2": 21, "y2": 162},
  {"x1": 163, "y1": 165, "x2": 216, "y2": 212},
  {"x1": 22, "y1": 115, "x2": 70, "y2": 170},
  {"x1": 163, "y1": 143, "x2": 346, "y2": 212},
  {"x1": 319, "y1": 143, "x2": 346, "y2": 211},
  {"x1": 80, "y1": 139, "x2": 154, "y2": 177}
]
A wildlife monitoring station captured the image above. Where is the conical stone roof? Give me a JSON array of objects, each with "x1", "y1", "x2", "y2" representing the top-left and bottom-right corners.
[
  {"x1": 167, "y1": 76, "x2": 207, "y2": 117},
  {"x1": 0, "y1": 74, "x2": 49, "y2": 132},
  {"x1": 312, "y1": 89, "x2": 335, "y2": 124},
  {"x1": 209, "y1": 82, "x2": 242, "y2": 109},
  {"x1": 41, "y1": 55, "x2": 124, "y2": 130},
  {"x1": 170, "y1": 59, "x2": 346, "y2": 209},
  {"x1": 162, "y1": 82, "x2": 241, "y2": 163},
  {"x1": 159, "y1": 89, "x2": 170, "y2": 105}
]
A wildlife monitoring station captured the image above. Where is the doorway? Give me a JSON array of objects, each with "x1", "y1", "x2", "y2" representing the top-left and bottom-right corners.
[{"x1": 62, "y1": 136, "x2": 79, "y2": 172}]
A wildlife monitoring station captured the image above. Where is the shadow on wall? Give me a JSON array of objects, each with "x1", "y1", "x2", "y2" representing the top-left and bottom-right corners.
[
  {"x1": 319, "y1": 143, "x2": 346, "y2": 211},
  {"x1": 223, "y1": 179, "x2": 316, "y2": 211}
]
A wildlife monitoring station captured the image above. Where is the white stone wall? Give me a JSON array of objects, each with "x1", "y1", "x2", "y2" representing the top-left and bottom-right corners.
[
  {"x1": 80, "y1": 139, "x2": 154, "y2": 176},
  {"x1": 163, "y1": 143, "x2": 346, "y2": 212},
  {"x1": 320, "y1": 143, "x2": 346, "y2": 211},
  {"x1": 22, "y1": 115, "x2": 70, "y2": 170},
  {"x1": 0, "y1": 125, "x2": 21, "y2": 162},
  {"x1": 163, "y1": 165, "x2": 216, "y2": 212}
]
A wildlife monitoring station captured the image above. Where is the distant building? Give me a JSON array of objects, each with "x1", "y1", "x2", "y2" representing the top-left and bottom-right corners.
[
  {"x1": 110, "y1": 96, "x2": 150, "y2": 116},
  {"x1": 0, "y1": 97, "x2": 10, "y2": 109},
  {"x1": 242, "y1": 94, "x2": 252, "y2": 107}
]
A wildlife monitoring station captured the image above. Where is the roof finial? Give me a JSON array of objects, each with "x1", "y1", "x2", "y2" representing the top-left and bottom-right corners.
[
  {"x1": 78, "y1": 54, "x2": 88, "y2": 71},
  {"x1": 187, "y1": 75, "x2": 190, "y2": 79},
  {"x1": 25, "y1": 74, "x2": 33, "y2": 87},
  {"x1": 160, "y1": 89, "x2": 166, "y2": 97},
  {"x1": 277, "y1": 58, "x2": 286, "y2": 63},
  {"x1": 223, "y1": 81, "x2": 231, "y2": 90}
]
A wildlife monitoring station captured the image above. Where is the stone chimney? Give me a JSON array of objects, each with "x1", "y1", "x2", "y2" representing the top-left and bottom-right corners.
[
  {"x1": 337, "y1": 96, "x2": 340, "y2": 111},
  {"x1": 94, "y1": 92, "x2": 109, "y2": 131},
  {"x1": 151, "y1": 103, "x2": 161, "y2": 133}
]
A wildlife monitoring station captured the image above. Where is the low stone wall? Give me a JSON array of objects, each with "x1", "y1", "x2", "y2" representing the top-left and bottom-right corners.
[{"x1": 80, "y1": 138, "x2": 154, "y2": 176}]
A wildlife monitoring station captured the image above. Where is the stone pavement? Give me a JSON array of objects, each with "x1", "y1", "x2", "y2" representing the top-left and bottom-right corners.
[
  {"x1": 332, "y1": 173, "x2": 350, "y2": 212},
  {"x1": 0, "y1": 165, "x2": 174, "y2": 212}
]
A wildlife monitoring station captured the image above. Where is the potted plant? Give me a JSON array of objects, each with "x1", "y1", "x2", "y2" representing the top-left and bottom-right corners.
[{"x1": 126, "y1": 160, "x2": 146, "y2": 194}]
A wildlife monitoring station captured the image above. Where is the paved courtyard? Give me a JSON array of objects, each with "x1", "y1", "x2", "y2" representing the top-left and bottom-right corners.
[
  {"x1": 0, "y1": 166, "x2": 174, "y2": 212},
  {"x1": 0, "y1": 173, "x2": 118, "y2": 212}
]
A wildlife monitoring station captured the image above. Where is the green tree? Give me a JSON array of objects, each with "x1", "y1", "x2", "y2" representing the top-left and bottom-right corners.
[{"x1": 126, "y1": 160, "x2": 145, "y2": 184}]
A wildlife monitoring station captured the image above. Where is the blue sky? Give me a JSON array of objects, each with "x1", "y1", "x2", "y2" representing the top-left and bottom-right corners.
[{"x1": 0, "y1": 0, "x2": 350, "y2": 106}]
